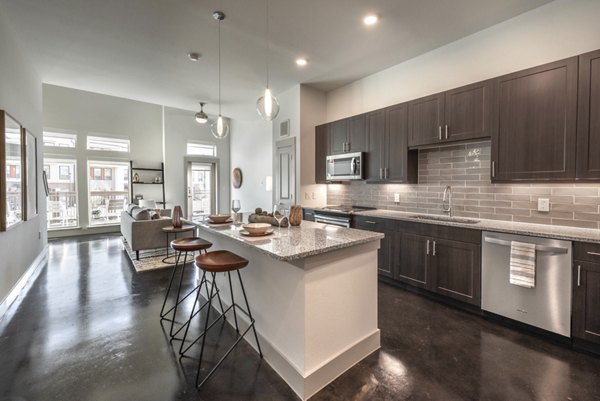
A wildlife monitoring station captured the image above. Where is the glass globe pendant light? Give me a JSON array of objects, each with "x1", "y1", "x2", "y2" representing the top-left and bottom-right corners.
[
  {"x1": 195, "y1": 102, "x2": 208, "y2": 124},
  {"x1": 256, "y1": 0, "x2": 280, "y2": 121},
  {"x1": 210, "y1": 11, "x2": 229, "y2": 139}
]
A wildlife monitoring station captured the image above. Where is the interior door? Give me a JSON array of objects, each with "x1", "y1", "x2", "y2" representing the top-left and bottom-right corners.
[{"x1": 275, "y1": 137, "x2": 296, "y2": 208}]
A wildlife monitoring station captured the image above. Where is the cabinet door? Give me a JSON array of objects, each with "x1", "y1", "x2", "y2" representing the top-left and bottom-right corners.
[
  {"x1": 347, "y1": 114, "x2": 367, "y2": 152},
  {"x1": 385, "y1": 103, "x2": 417, "y2": 183},
  {"x1": 354, "y1": 216, "x2": 393, "y2": 278},
  {"x1": 430, "y1": 238, "x2": 481, "y2": 306},
  {"x1": 408, "y1": 93, "x2": 444, "y2": 147},
  {"x1": 398, "y1": 233, "x2": 430, "y2": 288},
  {"x1": 329, "y1": 119, "x2": 348, "y2": 155},
  {"x1": 366, "y1": 109, "x2": 385, "y2": 181},
  {"x1": 572, "y1": 261, "x2": 600, "y2": 344},
  {"x1": 315, "y1": 124, "x2": 329, "y2": 183},
  {"x1": 576, "y1": 50, "x2": 600, "y2": 180},
  {"x1": 444, "y1": 80, "x2": 494, "y2": 143},
  {"x1": 491, "y1": 57, "x2": 578, "y2": 181}
]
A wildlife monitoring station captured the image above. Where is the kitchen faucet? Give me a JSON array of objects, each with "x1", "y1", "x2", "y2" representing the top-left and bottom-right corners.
[{"x1": 442, "y1": 185, "x2": 453, "y2": 217}]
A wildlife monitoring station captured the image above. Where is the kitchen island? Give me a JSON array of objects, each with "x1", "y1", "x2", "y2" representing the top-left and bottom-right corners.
[{"x1": 192, "y1": 220, "x2": 383, "y2": 400}]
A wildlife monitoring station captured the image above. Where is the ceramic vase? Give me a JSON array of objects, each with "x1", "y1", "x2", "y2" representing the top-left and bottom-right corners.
[
  {"x1": 172, "y1": 205, "x2": 183, "y2": 228},
  {"x1": 289, "y1": 205, "x2": 303, "y2": 226}
]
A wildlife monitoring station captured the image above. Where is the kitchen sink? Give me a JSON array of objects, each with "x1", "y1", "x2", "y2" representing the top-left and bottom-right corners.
[{"x1": 407, "y1": 214, "x2": 480, "y2": 224}]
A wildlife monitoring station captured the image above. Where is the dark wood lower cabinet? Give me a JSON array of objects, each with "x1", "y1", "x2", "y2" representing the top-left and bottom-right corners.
[
  {"x1": 572, "y1": 260, "x2": 600, "y2": 344},
  {"x1": 354, "y1": 216, "x2": 395, "y2": 278},
  {"x1": 398, "y1": 233, "x2": 430, "y2": 288}
]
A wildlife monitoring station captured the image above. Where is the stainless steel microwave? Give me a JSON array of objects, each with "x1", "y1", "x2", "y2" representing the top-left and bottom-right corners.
[{"x1": 326, "y1": 152, "x2": 363, "y2": 180}]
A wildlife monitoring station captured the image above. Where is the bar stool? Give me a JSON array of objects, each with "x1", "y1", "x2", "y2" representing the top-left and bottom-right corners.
[
  {"x1": 180, "y1": 250, "x2": 263, "y2": 388},
  {"x1": 160, "y1": 237, "x2": 225, "y2": 341}
]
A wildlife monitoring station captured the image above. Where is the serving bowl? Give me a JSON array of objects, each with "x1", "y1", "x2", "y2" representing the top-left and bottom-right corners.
[
  {"x1": 242, "y1": 223, "x2": 271, "y2": 235},
  {"x1": 208, "y1": 214, "x2": 232, "y2": 223}
]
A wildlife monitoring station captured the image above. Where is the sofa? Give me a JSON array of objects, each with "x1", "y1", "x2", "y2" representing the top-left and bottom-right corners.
[{"x1": 120, "y1": 206, "x2": 191, "y2": 260}]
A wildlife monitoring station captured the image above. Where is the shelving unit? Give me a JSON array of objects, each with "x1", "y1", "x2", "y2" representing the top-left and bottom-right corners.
[{"x1": 130, "y1": 161, "x2": 166, "y2": 209}]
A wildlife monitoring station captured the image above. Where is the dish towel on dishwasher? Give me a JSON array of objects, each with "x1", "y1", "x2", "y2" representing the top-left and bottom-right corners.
[{"x1": 509, "y1": 240, "x2": 536, "y2": 288}]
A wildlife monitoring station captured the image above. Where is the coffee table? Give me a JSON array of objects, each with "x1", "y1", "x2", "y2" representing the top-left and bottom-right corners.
[{"x1": 162, "y1": 225, "x2": 196, "y2": 263}]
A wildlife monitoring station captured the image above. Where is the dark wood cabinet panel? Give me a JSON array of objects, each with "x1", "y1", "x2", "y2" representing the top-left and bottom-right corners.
[
  {"x1": 398, "y1": 233, "x2": 430, "y2": 288},
  {"x1": 577, "y1": 50, "x2": 600, "y2": 180},
  {"x1": 385, "y1": 104, "x2": 418, "y2": 182},
  {"x1": 354, "y1": 216, "x2": 394, "y2": 278},
  {"x1": 329, "y1": 119, "x2": 348, "y2": 155},
  {"x1": 491, "y1": 57, "x2": 578, "y2": 181},
  {"x1": 430, "y1": 239, "x2": 481, "y2": 306},
  {"x1": 408, "y1": 93, "x2": 444, "y2": 147},
  {"x1": 572, "y1": 261, "x2": 600, "y2": 344},
  {"x1": 366, "y1": 110, "x2": 385, "y2": 181},
  {"x1": 348, "y1": 114, "x2": 367, "y2": 153},
  {"x1": 315, "y1": 124, "x2": 329, "y2": 183},
  {"x1": 444, "y1": 80, "x2": 494, "y2": 143}
]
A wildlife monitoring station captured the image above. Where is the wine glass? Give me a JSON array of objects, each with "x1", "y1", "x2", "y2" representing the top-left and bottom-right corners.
[
  {"x1": 232, "y1": 200, "x2": 241, "y2": 223},
  {"x1": 273, "y1": 204, "x2": 287, "y2": 235}
]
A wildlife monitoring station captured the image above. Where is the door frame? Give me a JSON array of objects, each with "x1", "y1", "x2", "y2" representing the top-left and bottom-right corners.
[
  {"x1": 274, "y1": 137, "x2": 296, "y2": 207},
  {"x1": 184, "y1": 156, "x2": 218, "y2": 218}
]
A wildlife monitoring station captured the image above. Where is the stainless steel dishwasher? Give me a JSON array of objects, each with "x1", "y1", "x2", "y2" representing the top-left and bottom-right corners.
[{"x1": 481, "y1": 231, "x2": 572, "y2": 337}]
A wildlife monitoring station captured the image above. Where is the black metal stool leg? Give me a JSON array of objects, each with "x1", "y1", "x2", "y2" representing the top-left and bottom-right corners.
[
  {"x1": 237, "y1": 270, "x2": 263, "y2": 358},
  {"x1": 160, "y1": 250, "x2": 182, "y2": 319},
  {"x1": 196, "y1": 272, "x2": 216, "y2": 388},
  {"x1": 227, "y1": 271, "x2": 239, "y2": 333},
  {"x1": 170, "y1": 250, "x2": 189, "y2": 338},
  {"x1": 179, "y1": 270, "x2": 206, "y2": 355}
]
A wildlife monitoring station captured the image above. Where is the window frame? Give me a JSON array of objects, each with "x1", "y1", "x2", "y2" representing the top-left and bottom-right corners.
[
  {"x1": 86, "y1": 135, "x2": 130, "y2": 153},
  {"x1": 43, "y1": 130, "x2": 77, "y2": 148},
  {"x1": 186, "y1": 141, "x2": 217, "y2": 157}
]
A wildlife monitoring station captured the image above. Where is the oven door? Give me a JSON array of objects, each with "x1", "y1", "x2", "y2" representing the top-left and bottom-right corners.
[{"x1": 314, "y1": 213, "x2": 351, "y2": 228}]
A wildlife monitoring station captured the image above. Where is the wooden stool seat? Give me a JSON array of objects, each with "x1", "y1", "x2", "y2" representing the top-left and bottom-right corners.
[
  {"x1": 195, "y1": 250, "x2": 248, "y2": 273},
  {"x1": 171, "y1": 237, "x2": 212, "y2": 252}
]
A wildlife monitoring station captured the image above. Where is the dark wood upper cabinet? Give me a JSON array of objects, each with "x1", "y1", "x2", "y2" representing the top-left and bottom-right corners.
[
  {"x1": 366, "y1": 104, "x2": 417, "y2": 183},
  {"x1": 315, "y1": 124, "x2": 329, "y2": 184},
  {"x1": 329, "y1": 119, "x2": 348, "y2": 155},
  {"x1": 576, "y1": 49, "x2": 600, "y2": 180},
  {"x1": 347, "y1": 114, "x2": 368, "y2": 153},
  {"x1": 491, "y1": 57, "x2": 578, "y2": 182},
  {"x1": 408, "y1": 93, "x2": 444, "y2": 147},
  {"x1": 444, "y1": 80, "x2": 494, "y2": 143}
]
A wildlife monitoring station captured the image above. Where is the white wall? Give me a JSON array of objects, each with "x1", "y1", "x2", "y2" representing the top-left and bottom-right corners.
[
  {"x1": 43, "y1": 84, "x2": 163, "y2": 237},
  {"x1": 0, "y1": 13, "x2": 45, "y2": 304},
  {"x1": 326, "y1": 0, "x2": 600, "y2": 121},
  {"x1": 230, "y1": 118, "x2": 273, "y2": 212},
  {"x1": 163, "y1": 107, "x2": 230, "y2": 215}
]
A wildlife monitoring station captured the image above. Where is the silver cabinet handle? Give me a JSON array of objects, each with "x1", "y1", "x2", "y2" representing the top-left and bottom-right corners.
[
  {"x1": 586, "y1": 251, "x2": 600, "y2": 256},
  {"x1": 433, "y1": 241, "x2": 437, "y2": 256},
  {"x1": 426, "y1": 239, "x2": 430, "y2": 255},
  {"x1": 384, "y1": 167, "x2": 388, "y2": 179},
  {"x1": 365, "y1": 221, "x2": 377, "y2": 225},
  {"x1": 445, "y1": 124, "x2": 448, "y2": 139},
  {"x1": 379, "y1": 168, "x2": 383, "y2": 180},
  {"x1": 577, "y1": 265, "x2": 581, "y2": 287},
  {"x1": 491, "y1": 161, "x2": 495, "y2": 178},
  {"x1": 438, "y1": 126, "x2": 442, "y2": 140}
]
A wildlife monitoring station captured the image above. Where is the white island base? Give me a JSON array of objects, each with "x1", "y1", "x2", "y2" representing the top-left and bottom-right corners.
[{"x1": 195, "y1": 225, "x2": 381, "y2": 400}]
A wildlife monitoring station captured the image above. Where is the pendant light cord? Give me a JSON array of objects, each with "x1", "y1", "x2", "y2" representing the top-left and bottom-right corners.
[
  {"x1": 218, "y1": 18, "x2": 222, "y2": 116},
  {"x1": 266, "y1": 0, "x2": 270, "y2": 88}
]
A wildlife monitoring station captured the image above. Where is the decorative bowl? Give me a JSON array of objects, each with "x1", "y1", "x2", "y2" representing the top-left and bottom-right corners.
[
  {"x1": 242, "y1": 223, "x2": 271, "y2": 235},
  {"x1": 208, "y1": 214, "x2": 232, "y2": 223}
]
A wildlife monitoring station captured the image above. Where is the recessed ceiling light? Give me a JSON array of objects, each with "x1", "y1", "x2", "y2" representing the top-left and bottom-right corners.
[
  {"x1": 296, "y1": 58, "x2": 308, "y2": 67},
  {"x1": 188, "y1": 52, "x2": 201, "y2": 61},
  {"x1": 363, "y1": 14, "x2": 379, "y2": 26}
]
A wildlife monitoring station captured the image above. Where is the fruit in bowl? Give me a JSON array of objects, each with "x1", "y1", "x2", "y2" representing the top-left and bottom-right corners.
[
  {"x1": 208, "y1": 214, "x2": 231, "y2": 223},
  {"x1": 242, "y1": 223, "x2": 271, "y2": 235}
]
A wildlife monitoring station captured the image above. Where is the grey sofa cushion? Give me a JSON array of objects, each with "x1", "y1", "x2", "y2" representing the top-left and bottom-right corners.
[
  {"x1": 149, "y1": 210, "x2": 160, "y2": 220},
  {"x1": 132, "y1": 208, "x2": 151, "y2": 220}
]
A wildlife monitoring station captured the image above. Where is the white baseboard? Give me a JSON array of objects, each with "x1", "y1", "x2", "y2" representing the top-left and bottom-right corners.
[{"x1": 0, "y1": 245, "x2": 49, "y2": 323}]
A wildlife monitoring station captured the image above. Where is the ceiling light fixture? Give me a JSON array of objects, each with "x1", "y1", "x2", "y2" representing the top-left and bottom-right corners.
[
  {"x1": 188, "y1": 52, "x2": 201, "y2": 61},
  {"x1": 210, "y1": 11, "x2": 229, "y2": 139},
  {"x1": 363, "y1": 14, "x2": 379, "y2": 26},
  {"x1": 296, "y1": 58, "x2": 308, "y2": 67},
  {"x1": 256, "y1": 0, "x2": 280, "y2": 121},
  {"x1": 195, "y1": 102, "x2": 208, "y2": 124}
]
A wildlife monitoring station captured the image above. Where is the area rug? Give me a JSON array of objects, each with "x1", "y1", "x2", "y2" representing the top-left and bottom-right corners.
[{"x1": 122, "y1": 237, "x2": 176, "y2": 273}]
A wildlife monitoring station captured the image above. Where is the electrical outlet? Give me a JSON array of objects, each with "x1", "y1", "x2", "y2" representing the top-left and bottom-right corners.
[
  {"x1": 304, "y1": 192, "x2": 310, "y2": 200},
  {"x1": 311, "y1": 192, "x2": 316, "y2": 200},
  {"x1": 394, "y1": 193, "x2": 400, "y2": 203},
  {"x1": 537, "y1": 198, "x2": 550, "y2": 212}
]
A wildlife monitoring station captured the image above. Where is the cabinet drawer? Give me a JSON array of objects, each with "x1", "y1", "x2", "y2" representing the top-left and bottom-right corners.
[
  {"x1": 353, "y1": 215, "x2": 391, "y2": 230},
  {"x1": 574, "y1": 242, "x2": 600, "y2": 263}
]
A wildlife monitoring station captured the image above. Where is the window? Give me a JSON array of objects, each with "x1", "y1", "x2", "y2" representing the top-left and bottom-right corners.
[
  {"x1": 59, "y1": 165, "x2": 71, "y2": 180},
  {"x1": 88, "y1": 161, "x2": 129, "y2": 226},
  {"x1": 45, "y1": 158, "x2": 78, "y2": 229},
  {"x1": 187, "y1": 141, "x2": 217, "y2": 157},
  {"x1": 43, "y1": 131, "x2": 77, "y2": 148},
  {"x1": 87, "y1": 136, "x2": 130, "y2": 152}
]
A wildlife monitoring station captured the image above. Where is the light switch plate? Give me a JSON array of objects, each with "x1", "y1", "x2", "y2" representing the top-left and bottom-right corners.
[
  {"x1": 538, "y1": 198, "x2": 550, "y2": 212},
  {"x1": 394, "y1": 193, "x2": 400, "y2": 203}
]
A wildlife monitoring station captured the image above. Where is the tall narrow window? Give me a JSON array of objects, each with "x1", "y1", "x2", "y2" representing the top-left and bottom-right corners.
[
  {"x1": 45, "y1": 158, "x2": 78, "y2": 229},
  {"x1": 88, "y1": 161, "x2": 129, "y2": 225}
]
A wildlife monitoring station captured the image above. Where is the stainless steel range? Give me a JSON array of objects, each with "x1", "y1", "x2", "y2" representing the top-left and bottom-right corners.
[{"x1": 313, "y1": 205, "x2": 376, "y2": 228}]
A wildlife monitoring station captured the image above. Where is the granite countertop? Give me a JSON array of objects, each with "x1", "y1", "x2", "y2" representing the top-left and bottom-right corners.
[
  {"x1": 193, "y1": 220, "x2": 384, "y2": 262},
  {"x1": 355, "y1": 209, "x2": 600, "y2": 244}
]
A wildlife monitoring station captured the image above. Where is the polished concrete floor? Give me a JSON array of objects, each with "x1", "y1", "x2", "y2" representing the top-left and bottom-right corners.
[{"x1": 1, "y1": 234, "x2": 599, "y2": 401}]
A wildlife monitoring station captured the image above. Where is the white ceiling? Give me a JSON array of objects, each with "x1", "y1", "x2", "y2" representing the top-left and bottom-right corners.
[{"x1": 0, "y1": 0, "x2": 552, "y2": 120}]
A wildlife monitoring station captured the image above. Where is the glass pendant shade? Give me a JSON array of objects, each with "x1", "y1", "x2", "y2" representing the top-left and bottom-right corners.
[
  {"x1": 256, "y1": 88, "x2": 280, "y2": 121},
  {"x1": 195, "y1": 102, "x2": 208, "y2": 124},
  {"x1": 211, "y1": 115, "x2": 229, "y2": 139}
]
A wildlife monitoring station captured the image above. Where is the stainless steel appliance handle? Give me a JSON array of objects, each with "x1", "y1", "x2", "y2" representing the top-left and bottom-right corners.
[
  {"x1": 587, "y1": 251, "x2": 600, "y2": 257},
  {"x1": 438, "y1": 126, "x2": 442, "y2": 140},
  {"x1": 350, "y1": 157, "x2": 357, "y2": 175},
  {"x1": 433, "y1": 240, "x2": 437, "y2": 256},
  {"x1": 483, "y1": 236, "x2": 568, "y2": 254},
  {"x1": 364, "y1": 221, "x2": 377, "y2": 225},
  {"x1": 426, "y1": 239, "x2": 430, "y2": 255},
  {"x1": 577, "y1": 265, "x2": 581, "y2": 287},
  {"x1": 445, "y1": 124, "x2": 449, "y2": 139},
  {"x1": 314, "y1": 214, "x2": 351, "y2": 228}
]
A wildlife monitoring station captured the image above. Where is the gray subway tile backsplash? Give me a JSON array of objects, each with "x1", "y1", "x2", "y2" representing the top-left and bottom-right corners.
[{"x1": 326, "y1": 141, "x2": 600, "y2": 230}]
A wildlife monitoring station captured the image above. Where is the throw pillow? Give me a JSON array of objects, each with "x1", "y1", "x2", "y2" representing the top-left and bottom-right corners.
[
  {"x1": 132, "y1": 208, "x2": 151, "y2": 220},
  {"x1": 127, "y1": 204, "x2": 139, "y2": 215},
  {"x1": 149, "y1": 210, "x2": 160, "y2": 220}
]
